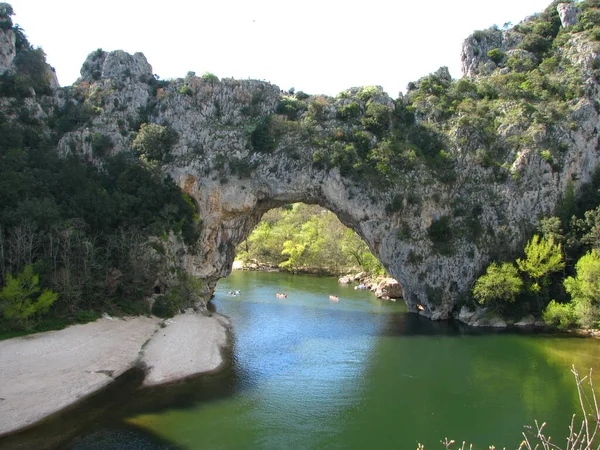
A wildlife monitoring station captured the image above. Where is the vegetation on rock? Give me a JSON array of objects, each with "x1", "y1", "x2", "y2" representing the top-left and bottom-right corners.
[
  {"x1": 3, "y1": 0, "x2": 600, "y2": 326},
  {"x1": 0, "y1": 26, "x2": 201, "y2": 332},
  {"x1": 473, "y1": 170, "x2": 600, "y2": 329}
]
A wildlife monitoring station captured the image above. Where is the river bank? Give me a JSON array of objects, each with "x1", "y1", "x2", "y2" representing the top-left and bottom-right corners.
[{"x1": 0, "y1": 311, "x2": 231, "y2": 437}]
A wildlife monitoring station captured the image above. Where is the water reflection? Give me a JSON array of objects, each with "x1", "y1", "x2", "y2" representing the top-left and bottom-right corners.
[{"x1": 121, "y1": 272, "x2": 600, "y2": 450}]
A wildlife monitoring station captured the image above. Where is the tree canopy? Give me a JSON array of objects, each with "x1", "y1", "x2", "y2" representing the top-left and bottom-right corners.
[
  {"x1": 472, "y1": 262, "x2": 523, "y2": 308},
  {"x1": 236, "y1": 203, "x2": 385, "y2": 276}
]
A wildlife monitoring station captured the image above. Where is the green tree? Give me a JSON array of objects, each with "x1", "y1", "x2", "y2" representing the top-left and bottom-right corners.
[
  {"x1": 340, "y1": 228, "x2": 386, "y2": 275},
  {"x1": 573, "y1": 206, "x2": 600, "y2": 251},
  {"x1": 537, "y1": 216, "x2": 564, "y2": 244},
  {"x1": 516, "y1": 235, "x2": 564, "y2": 302},
  {"x1": 543, "y1": 300, "x2": 574, "y2": 329},
  {"x1": 279, "y1": 241, "x2": 306, "y2": 270},
  {"x1": 472, "y1": 262, "x2": 523, "y2": 309},
  {"x1": 0, "y1": 265, "x2": 58, "y2": 330},
  {"x1": 563, "y1": 249, "x2": 600, "y2": 328}
]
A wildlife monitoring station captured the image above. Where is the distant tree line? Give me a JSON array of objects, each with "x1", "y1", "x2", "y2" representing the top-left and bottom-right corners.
[{"x1": 236, "y1": 203, "x2": 386, "y2": 276}]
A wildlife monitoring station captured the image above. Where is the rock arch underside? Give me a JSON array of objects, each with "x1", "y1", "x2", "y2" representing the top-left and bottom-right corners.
[{"x1": 18, "y1": 3, "x2": 600, "y2": 320}]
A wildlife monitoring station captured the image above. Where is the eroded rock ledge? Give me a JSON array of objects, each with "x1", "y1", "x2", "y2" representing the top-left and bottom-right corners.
[{"x1": 0, "y1": 313, "x2": 230, "y2": 437}]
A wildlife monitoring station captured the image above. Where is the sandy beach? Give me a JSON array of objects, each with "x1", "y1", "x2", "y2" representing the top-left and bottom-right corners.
[{"x1": 0, "y1": 312, "x2": 231, "y2": 437}]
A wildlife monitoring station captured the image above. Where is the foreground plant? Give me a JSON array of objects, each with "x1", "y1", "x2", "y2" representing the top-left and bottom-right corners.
[{"x1": 417, "y1": 366, "x2": 599, "y2": 450}]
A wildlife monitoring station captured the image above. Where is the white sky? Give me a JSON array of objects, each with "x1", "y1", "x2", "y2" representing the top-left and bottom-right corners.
[{"x1": 10, "y1": 0, "x2": 553, "y2": 97}]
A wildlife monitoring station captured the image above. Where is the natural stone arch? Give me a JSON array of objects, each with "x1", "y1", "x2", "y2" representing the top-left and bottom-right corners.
[{"x1": 60, "y1": 45, "x2": 600, "y2": 319}]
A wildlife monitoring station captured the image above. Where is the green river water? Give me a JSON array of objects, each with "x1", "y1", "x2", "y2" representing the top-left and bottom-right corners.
[{"x1": 3, "y1": 271, "x2": 599, "y2": 450}]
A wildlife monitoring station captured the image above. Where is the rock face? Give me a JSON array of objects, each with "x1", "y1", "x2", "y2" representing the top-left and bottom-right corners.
[
  {"x1": 79, "y1": 49, "x2": 153, "y2": 83},
  {"x1": 557, "y1": 3, "x2": 579, "y2": 28},
  {"x1": 13, "y1": 3, "x2": 600, "y2": 320},
  {"x1": 461, "y1": 27, "x2": 506, "y2": 78},
  {"x1": 0, "y1": 28, "x2": 15, "y2": 74}
]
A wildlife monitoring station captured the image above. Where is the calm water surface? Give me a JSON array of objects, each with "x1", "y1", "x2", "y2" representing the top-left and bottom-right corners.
[{"x1": 20, "y1": 271, "x2": 600, "y2": 449}]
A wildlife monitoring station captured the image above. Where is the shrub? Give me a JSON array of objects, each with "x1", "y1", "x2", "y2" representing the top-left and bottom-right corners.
[
  {"x1": 472, "y1": 29, "x2": 486, "y2": 42},
  {"x1": 312, "y1": 149, "x2": 326, "y2": 168},
  {"x1": 356, "y1": 86, "x2": 380, "y2": 102},
  {"x1": 179, "y1": 85, "x2": 193, "y2": 96},
  {"x1": 276, "y1": 97, "x2": 307, "y2": 120},
  {"x1": 201, "y1": 72, "x2": 219, "y2": 83},
  {"x1": 519, "y1": 33, "x2": 551, "y2": 55},
  {"x1": 152, "y1": 290, "x2": 185, "y2": 318},
  {"x1": 428, "y1": 216, "x2": 454, "y2": 255},
  {"x1": 329, "y1": 141, "x2": 358, "y2": 176},
  {"x1": 91, "y1": 132, "x2": 112, "y2": 157},
  {"x1": 250, "y1": 116, "x2": 277, "y2": 153},
  {"x1": 307, "y1": 96, "x2": 329, "y2": 121},
  {"x1": 472, "y1": 262, "x2": 523, "y2": 307},
  {"x1": 337, "y1": 102, "x2": 360, "y2": 120},
  {"x1": 543, "y1": 300, "x2": 574, "y2": 328},
  {"x1": 487, "y1": 48, "x2": 505, "y2": 64},
  {"x1": 13, "y1": 46, "x2": 53, "y2": 96},
  {"x1": 385, "y1": 194, "x2": 404, "y2": 213},
  {"x1": 361, "y1": 103, "x2": 392, "y2": 137},
  {"x1": 132, "y1": 123, "x2": 178, "y2": 161}
]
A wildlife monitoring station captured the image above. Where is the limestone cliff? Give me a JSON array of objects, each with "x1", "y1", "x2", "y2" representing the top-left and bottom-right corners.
[{"x1": 6, "y1": 2, "x2": 600, "y2": 319}]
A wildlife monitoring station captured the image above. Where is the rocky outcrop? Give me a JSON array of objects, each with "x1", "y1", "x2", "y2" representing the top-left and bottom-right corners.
[
  {"x1": 460, "y1": 26, "x2": 528, "y2": 78},
  {"x1": 79, "y1": 49, "x2": 153, "y2": 83},
  {"x1": 514, "y1": 315, "x2": 536, "y2": 327},
  {"x1": 338, "y1": 275, "x2": 353, "y2": 284},
  {"x1": 50, "y1": 28, "x2": 600, "y2": 319},
  {"x1": 374, "y1": 278, "x2": 402, "y2": 299},
  {"x1": 0, "y1": 28, "x2": 14, "y2": 74},
  {"x1": 455, "y1": 306, "x2": 507, "y2": 328},
  {"x1": 6, "y1": 3, "x2": 598, "y2": 321},
  {"x1": 557, "y1": 3, "x2": 579, "y2": 28}
]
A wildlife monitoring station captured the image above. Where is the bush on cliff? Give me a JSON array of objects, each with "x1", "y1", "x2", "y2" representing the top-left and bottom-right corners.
[{"x1": 132, "y1": 123, "x2": 178, "y2": 162}]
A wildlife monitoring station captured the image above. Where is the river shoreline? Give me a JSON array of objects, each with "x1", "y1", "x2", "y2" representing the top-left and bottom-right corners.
[
  {"x1": 0, "y1": 310, "x2": 231, "y2": 438},
  {"x1": 235, "y1": 262, "x2": 600, "y2": 337}
]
